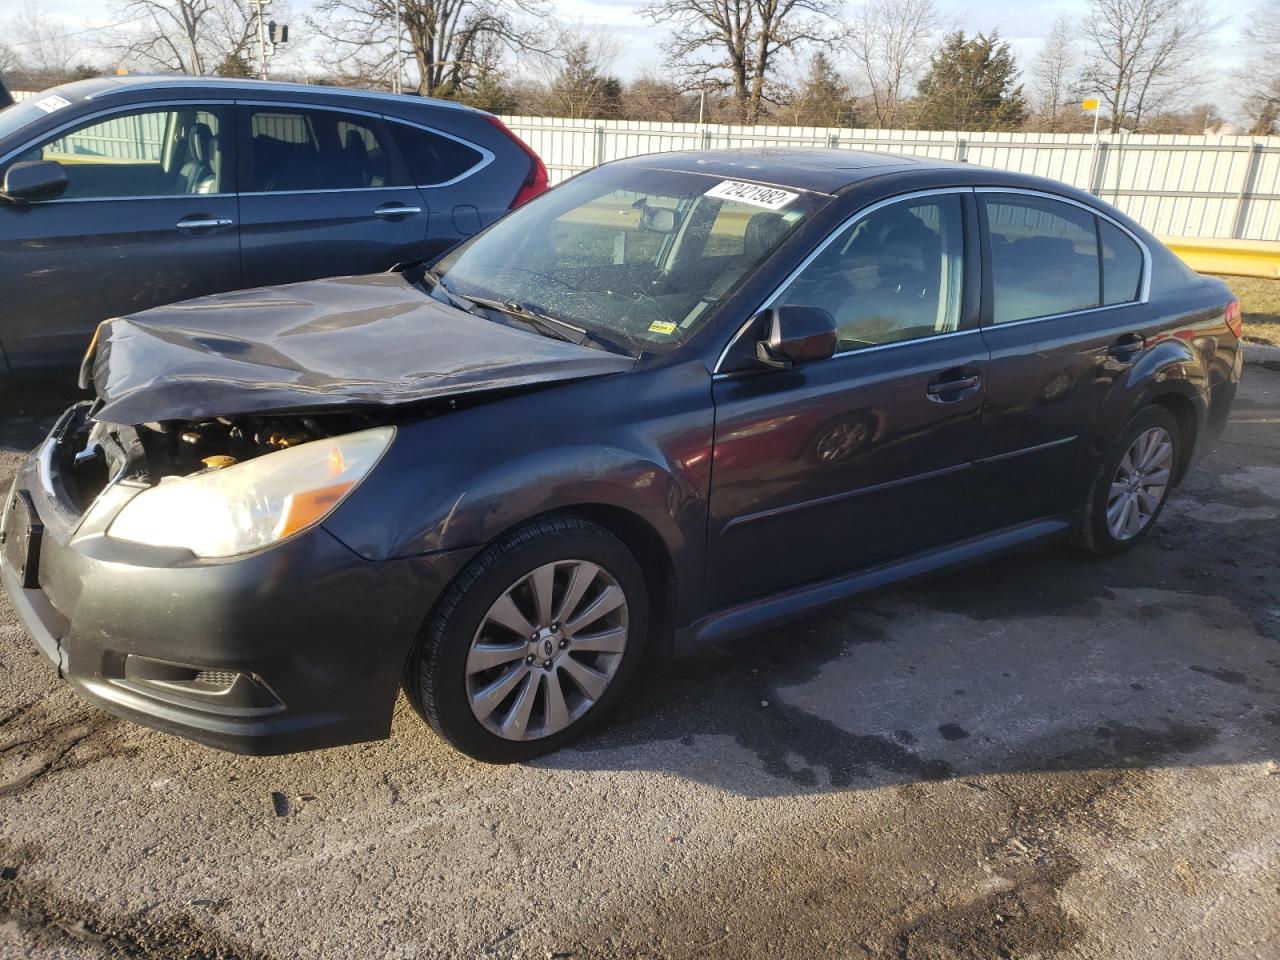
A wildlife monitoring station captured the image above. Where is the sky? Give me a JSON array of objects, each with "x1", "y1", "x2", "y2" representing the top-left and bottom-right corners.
[{"x1": 0, "y1": 0, "x2": 1246, "y2": 115}]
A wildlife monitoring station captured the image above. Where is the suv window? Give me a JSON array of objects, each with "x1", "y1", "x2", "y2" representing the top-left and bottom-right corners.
[
  {"x1": 985, "y1": 195, "x2": 1101, "y2": 323},
  {"x1": 389, "y1": 122, "x2": 484, "y2": 186},
  {"x1": 773, "y1": 194, "x2": 966, "y2": 350},
  {"x1": 13, "y1": 105, "x2": 229, "y2": 199},
  {"x1": 1100, "y1": 218, "x2": 1143, "y2": 304},
  {"x1": 245, "y1": 106, "x2": 393, "y2": 191}
]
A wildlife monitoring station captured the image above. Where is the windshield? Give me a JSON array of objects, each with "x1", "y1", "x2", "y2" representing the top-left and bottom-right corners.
[
  {"x1": 431, "y1": 166, "x2": 824, "y2": 352},
  {"x1": 0, "y1": 89, "x2": 80, "y2": 143}
]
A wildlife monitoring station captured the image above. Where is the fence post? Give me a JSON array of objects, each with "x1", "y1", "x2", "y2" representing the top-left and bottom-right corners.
[
  {"x1": 828, "y1": 132, "x2": 840, "y2": 149},
  {"x1": 593, "y1": 125, "x2": 605, "y2": 167},
  {"x1": 954, "y1": 136, "x2": 967, "y2": 162},
  {"x1": 1088, "y1": 138, "x2": 1108, "y2": 196},
  {"x1": 1231, "y1": 141, "x2": 1264, "y2": 239},
  {"x1": 701, "y1": 126, "x2": 713, "y2": 150}
]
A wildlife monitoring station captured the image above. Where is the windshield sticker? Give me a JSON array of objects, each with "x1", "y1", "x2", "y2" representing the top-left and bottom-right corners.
[
  {"x1": 704, "y1": 179, "x2": 799, "y2": 210},
  {"x1": 648, "y1": 320, "x2": 678, "y2": 335},
  {"x1": 33, "y1": 94, "x2": 72, "y2": 114}
]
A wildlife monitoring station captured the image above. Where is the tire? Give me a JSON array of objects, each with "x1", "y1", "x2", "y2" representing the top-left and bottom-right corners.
[
  {"x1": 404, "y1": 516, "x2": 648, "y2": 763},
  {"x1": 1073, "y1": 405, "x2": 1181, "y2": 556}
]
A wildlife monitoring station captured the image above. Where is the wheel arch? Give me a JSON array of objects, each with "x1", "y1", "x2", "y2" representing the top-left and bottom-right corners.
[{"x1": 1145, "y1": 389, "x2": 1200, "y2": 484}]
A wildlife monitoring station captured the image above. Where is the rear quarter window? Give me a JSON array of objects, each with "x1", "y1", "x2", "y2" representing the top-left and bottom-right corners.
[
  {"x1": 390, "y1": 122, "x2": 484, "y2": 186},
  {"x1": 1099, "y1": 218, "x2": 1144, "y2": 304}
]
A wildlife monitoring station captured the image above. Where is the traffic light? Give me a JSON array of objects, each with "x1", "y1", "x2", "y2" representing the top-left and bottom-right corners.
[{"x1": 267, "y1": 21, "x2": 289, "y2": 44}]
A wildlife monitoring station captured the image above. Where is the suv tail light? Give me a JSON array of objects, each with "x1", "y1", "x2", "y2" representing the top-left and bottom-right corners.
[
  {"x1": 482, "y1": 114, "x2": 548, "y2": 209},
  {"x1": 1225, "y1": 299, "x2": 1243, "y2": 338}
]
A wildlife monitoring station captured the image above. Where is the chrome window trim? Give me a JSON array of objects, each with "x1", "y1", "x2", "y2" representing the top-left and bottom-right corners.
[
  {"x1": 974, "y1": 185, "x2": 1153, "y2": 308},
  {"x1": 236, "y1": 99, "x2": 494, "y2": 193},
  {"x1": 0, "y1": 99, "x2": 228, "y2": 170},
  {"x1": 381, "y1": 116, "x2": 495, "y2": 188},
  {"x1": 15, "y1": 193, "x2": 236, "y2": 204},
  {"x1": 712, "y1": 186, "x2": 974, "y2": 375}
]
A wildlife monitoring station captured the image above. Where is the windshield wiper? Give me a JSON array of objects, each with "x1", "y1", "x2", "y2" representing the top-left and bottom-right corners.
[
  {"x1": 467, "y1": 296, "x2": 590, "y2": 346},
  {"x1": 421, "y1": 270, "x2": 636, "y2": 356}
]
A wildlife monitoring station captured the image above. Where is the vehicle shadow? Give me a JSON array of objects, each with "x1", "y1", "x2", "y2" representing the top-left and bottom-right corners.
[{"x1": 542, "y1": 489, "x2": 1280, "y2": 795}]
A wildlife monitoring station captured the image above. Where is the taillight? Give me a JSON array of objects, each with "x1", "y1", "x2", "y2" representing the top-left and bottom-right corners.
[
  {"x1": 1225, "y1": 299, "x2": 1243, "y2": 338},
  {"x1": 482, "y1": 114, "x2": 548, "y2": 209}
]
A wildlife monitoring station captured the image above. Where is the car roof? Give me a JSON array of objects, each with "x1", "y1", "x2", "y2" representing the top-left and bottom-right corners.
[
  {"x1": 44, "y1": 75, "x2": 477, "y2": 113},
  {"x1": 613, "y1": 148, "x2": 969, "y2": 194}
]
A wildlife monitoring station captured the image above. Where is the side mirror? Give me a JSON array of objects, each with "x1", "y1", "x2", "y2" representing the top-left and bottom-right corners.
[
  {"x1": 2, "y1": 160, "x2": 69, "y2": 203},
  {"x1": 755, "y1": 305, "x2": 837, "y2": 369}
]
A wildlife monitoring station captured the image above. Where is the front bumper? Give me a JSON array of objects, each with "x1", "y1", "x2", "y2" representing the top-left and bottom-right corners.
[{"x1": 1, "y1": 408, "x2": 476, "y2": 755}]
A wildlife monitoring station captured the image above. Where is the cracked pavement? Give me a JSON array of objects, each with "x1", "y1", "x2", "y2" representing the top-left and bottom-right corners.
[{"x1": 0, "y1": 371, "x2": 1277, "y2": 959}]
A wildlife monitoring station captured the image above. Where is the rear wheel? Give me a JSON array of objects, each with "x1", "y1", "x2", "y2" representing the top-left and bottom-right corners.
[
  {"x1": 1074, "y1": 406, "x2": 1180, "y2": 556},
  {"x1": 404, "y1": 517, "x2": 647, "y2": 763}
]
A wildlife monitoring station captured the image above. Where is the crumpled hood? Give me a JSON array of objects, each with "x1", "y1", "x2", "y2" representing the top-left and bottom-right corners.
[{"x1": 88, "y1": 273, "x2": 636, "y2": 424}]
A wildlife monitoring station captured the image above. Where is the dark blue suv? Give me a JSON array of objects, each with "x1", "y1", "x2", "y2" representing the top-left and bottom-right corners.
[{"x1": 0, "y1": 76, "x2": 547, "y2": 374}]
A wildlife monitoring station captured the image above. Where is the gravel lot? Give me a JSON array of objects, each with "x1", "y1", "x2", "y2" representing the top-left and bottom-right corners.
[{"x1": 1, "y1": 370, "x2": 1278, "y2": 960}]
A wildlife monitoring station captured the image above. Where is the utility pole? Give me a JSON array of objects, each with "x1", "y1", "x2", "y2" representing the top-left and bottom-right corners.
[
  {"x1": 250, "y1": 0, "x2": 270, "y2": 79},
  {"x1": 392, "y1": 0, "x2": 405, "y2": 94},
  {"x1": 249, "y1": 0, "x2": 289, "y2": 80}
]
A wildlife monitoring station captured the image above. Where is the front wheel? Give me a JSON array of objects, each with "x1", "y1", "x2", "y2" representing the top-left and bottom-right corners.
[
  {"x1": 1073, "y1": 405, "x2": 1180, "y2": 556},
  {"x1": 404, "y1": 517, "x2": 648, "y2": 763}
]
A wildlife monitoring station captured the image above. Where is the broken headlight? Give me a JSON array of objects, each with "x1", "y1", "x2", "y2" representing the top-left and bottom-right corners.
[{"x1": 107, "y1": 426, "x2": 395, "y2": 558}]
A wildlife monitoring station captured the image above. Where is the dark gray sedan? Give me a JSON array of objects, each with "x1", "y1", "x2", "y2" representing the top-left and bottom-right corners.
[{"x1": 0, "y1": 75, "x2": 547, "y2": 374}]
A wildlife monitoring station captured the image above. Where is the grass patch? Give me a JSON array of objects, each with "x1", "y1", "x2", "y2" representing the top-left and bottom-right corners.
[{"x1": 1210, "y1": 274, "x2": 1280, "y2": 345}]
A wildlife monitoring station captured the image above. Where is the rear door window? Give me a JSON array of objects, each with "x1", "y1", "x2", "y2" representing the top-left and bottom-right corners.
[
  {"x1": 983, "y1": 195, "x2": 1101, "y2": 323},
  {"x1": 388, "y1": 121, "x2": 485, "y2": 186},
  {"x1": 244, "y1": 106, "x2": 394, "y2": 192}
]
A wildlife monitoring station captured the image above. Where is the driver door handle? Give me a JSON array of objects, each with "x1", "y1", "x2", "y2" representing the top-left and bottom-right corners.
[
  {"x1": 176, "y1": 216, "x2": 234, "y2": 230},
  {"x1": 927, "y1": 372, "x2": 982, "y2": 402}
]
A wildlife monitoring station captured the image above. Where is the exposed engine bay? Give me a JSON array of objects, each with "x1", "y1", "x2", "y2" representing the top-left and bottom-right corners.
[{"x1": 57, "y1": 405, "x2": 390, "y2": 513}]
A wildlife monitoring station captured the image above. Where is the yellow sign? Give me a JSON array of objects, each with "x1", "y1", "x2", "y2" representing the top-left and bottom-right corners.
[{"x1": 1083, "y1": 98, "x2": 1099, "y2": 111}]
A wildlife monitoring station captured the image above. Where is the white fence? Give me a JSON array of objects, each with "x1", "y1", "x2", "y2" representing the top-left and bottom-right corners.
[{"x1": 501, "y1": 117, "x2": 1280, "y2": 242}]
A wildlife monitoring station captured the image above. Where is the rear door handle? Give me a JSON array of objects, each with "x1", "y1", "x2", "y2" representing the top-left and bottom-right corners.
[
  {"x1": 176, "y1": 216, "x2": 234, "y2": 230},
  {"x1": 374, "y1": 204, "x2": 423, "y2": 219},
  {"x1": 927, "y1": 373, "x2": 982, "y2": 402},
  {"x1": 1108, "y1": 332, "x2": 1146, "y2": 362}
]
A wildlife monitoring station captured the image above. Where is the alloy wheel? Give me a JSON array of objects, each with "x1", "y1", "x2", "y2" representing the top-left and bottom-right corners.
[
  {"x1": 1106, "y1": 426, "x2": 1173, "y2": 541},
  {"x1": 465, "y1": 560, "x2": 629, "y2": 741}
]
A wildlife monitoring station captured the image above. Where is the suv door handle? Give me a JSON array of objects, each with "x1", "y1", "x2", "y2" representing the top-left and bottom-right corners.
[
  {"x1": 176, "y1": 216, "x2": 234, "y2": 230},
  {"x1": 374, "y1": 203, "x2": 423, "y2": 219},
  {"x1": 927, "y1": 372, "x2": 982, "y2": 402},
  {"x1": 1108, "y1": 332, "x2": 1146, "y2": 362}
]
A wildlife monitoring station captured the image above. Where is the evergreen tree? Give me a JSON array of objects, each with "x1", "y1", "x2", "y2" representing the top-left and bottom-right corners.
[
  {"x1": 785, "y1": 52, "x2": 862, "y2": 126},
  {"x1": 912, "y1": 31, "x2": 1026, "y2": 130}
]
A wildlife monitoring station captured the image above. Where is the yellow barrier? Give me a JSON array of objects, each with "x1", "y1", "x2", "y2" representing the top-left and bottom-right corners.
[{"x1": 1161, "y1": 237, "x2": 1280, "y2": 280}]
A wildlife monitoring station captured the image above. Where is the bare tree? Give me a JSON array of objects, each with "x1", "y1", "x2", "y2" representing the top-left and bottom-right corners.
[
  {"x1": 622, "y1": 71, "x2": 700, "y2": 121},
  {"x1": 1078, "y1": 0, "x2": 1220, "y2": 133},
  {"x1": 0, "y1": 44, "x2": 21, "y2": 75},
  {"x1": 310, "y1": 0, "x2": 547, "y2": 97},
  {"x1": 1029, "y1": 14, "x2": 1077, "y2": 130},
  {"x1": 539, "y1": 27, "x2": 623, "y2": 119},
  {"x1": 640, "y1": 0, "x2": 843, "y2": 124},
  {"x1": 111, "y1": 0, "x2": 268, "y2": 76},
  {"x1": 845, "y1": 0, "x2": 941, "y2": 128},
  {"x1": 11, "y1": 1, "x2": 84, "y2": 76},
  {"x1": 1237, "y1": 0, "x2": 1280, "y2": 131}
]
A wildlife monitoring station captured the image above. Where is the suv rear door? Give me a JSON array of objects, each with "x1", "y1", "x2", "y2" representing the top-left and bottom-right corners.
[
  {"x1": 237, "y1": 102, "x2": 428, "y2": 288},
  {"x1": 0, "y1": 101, "x2": 239, "y2": 372}
]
